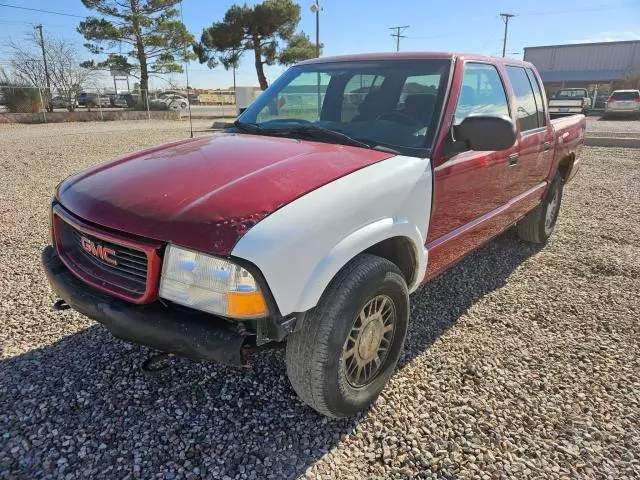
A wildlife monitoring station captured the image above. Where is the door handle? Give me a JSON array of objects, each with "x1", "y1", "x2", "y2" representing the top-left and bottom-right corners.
[
  {"x1": 508, "y1": 153, "x2": 519, "y2": 166},
  {"x1": 543, "y1": 141, "x2": 551, "y2": 152}
]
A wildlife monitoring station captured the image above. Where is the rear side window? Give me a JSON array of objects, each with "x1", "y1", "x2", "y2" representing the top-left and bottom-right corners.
[
  {"x1": 505, "y1": 66, "x2": 539, "y2": 132},
  {"x1": 611, "y1": 91, "x2": 640, "y2": 100},
  {"x1": 525, "y1": 68, "x2": 546, "y2": 127},
  {"x1": 454, "y1": 63, "x2": 509, "y2": 123}
]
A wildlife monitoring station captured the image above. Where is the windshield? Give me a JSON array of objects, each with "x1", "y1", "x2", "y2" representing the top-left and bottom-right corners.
[
  {"x1": 553, "y1": 89, "x2": 588, "y2": 99},
  {"x1": 237, "y1": 59, "x2": 452, "y2": 156}
]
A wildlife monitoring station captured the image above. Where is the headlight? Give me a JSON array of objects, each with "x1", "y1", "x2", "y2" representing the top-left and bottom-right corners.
[{"x1": 159, "y1": 245, "x2": 268, "y2": 319}]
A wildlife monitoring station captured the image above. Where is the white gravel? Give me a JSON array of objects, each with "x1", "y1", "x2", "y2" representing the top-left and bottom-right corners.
[
  {"x1": 586, "y1": 115, "x2": 640, "y2": 135},
  {"x1": 1, "y1": 120, "x2": 639, "y2": 479}
]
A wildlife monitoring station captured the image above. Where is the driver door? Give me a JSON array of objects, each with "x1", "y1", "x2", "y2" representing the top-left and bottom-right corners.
[{"x1": 426, "y1": 62, "x2": 517, "y2": 277}]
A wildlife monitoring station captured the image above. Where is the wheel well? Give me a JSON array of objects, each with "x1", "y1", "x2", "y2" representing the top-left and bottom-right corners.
[
  {"x1": 363, "y1": 236, "x2": 417, "y2": 285},
  {"x1": 557, "y1": 155, "x2": 574, "y2": 182}
]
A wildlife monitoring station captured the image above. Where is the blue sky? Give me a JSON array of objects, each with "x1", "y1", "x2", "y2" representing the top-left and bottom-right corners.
[{"x1": 1, "y1": 0, "x2": 639, "y2": 89}]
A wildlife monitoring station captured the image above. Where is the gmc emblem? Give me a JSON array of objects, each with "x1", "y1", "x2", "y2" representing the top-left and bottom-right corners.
[{"x1": 80, "y1": 236, "x2": 117, "y2": 266}]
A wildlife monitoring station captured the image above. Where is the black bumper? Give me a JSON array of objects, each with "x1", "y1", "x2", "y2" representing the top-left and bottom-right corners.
[{"x1": 42, "y1": 245, "x2": 246, "y2": 366}]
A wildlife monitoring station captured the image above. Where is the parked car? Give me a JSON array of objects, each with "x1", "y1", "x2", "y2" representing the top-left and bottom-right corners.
[
  {"x1": 112, "y1": 93, "x2": 137, "y2": 108},
  {"x1": 603, "y1": 89, "x2": 640, "y2": 118},
  {"x1": 50, "y1": 96, "x2": 78, "y2": 110},
  {"x1": 593, "y1": 91, "x2": 611, "y2": 110},
  {"x1": 548, "y1": 88, "x2": 591, "y2": 117},
  {"x1": 150, "y1": 94, "x2": 189, "y2": 110},
  {"x1": 43, "y1": 52, "x2": 585, "y2": 418},
  {"x1": 76, "y1": 92, "x2": 111, "y2": 108}
]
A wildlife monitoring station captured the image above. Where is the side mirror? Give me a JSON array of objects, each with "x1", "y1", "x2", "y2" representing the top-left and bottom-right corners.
[{"x1": 453, "y1": 115, "x2": 516, "y2": 152}]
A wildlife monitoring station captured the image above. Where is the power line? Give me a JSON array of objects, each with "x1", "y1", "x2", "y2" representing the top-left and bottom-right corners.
[
  {"x1": 0, "y1": 2, "x2": 86, "y2": 19},
  {"x1": 389, "y1": 25, "x2": 409, "y2": 52},
  {"x1": 499, "y1": 13, "x2": 515, "y2": 58}
]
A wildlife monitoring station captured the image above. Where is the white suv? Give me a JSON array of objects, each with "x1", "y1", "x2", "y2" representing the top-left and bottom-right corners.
[{"x1": 604, "y1": 90, "x2": 640, "y2": 118}]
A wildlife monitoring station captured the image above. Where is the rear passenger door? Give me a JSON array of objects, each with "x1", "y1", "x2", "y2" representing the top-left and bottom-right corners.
[{"x1": 504, "y1": 66, "x2": 554, "y2": 203}]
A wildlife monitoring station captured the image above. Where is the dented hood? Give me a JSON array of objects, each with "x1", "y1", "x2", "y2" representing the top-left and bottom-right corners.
[{"x1": 57, "y1": 133, "x2": 393, "y2": 255}]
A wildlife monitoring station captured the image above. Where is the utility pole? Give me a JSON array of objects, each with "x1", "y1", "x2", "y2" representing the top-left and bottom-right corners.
[
  {"x1": 34, "y1": 24, "x2": 52, "y2": 112},
  {"x1": 500, "y1": 13, "x2": 515, "y2": 57},
  {"x1": 389, "y1": 25, "x2": 409, "y2": 52},
  {"x1": 311, "y1": 1, "x2": 321, "y2": 57}
]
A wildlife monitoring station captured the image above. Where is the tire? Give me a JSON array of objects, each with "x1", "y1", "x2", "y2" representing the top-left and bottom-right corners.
[
  {"x1": 285, "y1": 254, "x2": 409, "y2": 418},
  {"x1": 517, "y1": 172, "x2": 563, "y2": 244}
]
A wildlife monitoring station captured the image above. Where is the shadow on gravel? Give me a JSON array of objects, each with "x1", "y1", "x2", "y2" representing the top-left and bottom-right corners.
[
  {"x1": 596, "y1": 116, "x2": 636, "y2": 121},
  {"x1": 399, "y1": 229, "x2": 543, "y2": 369},
  {"x1": 0, "y1": 230, "x2": 541, "y2": 479}
]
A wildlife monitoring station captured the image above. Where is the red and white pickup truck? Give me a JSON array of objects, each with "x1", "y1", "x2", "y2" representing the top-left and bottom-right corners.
[{"x1": 43, "y1": 52, "x2": 585, "y2": 417}]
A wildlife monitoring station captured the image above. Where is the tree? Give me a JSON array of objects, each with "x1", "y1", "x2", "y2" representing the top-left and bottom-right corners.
[
  {"x1": 621, "y1": 70, "x2": 640, "y2": 90},
  {"x1": 196, "y1": 0, "x2": 317, "y2": 90},
  {"x1": 0, "y1": 72, "x2": 43, "y2": 113},
  {"x1": 6, "y1": 31, "x2": 97, "y2": 111},
  {"x1": 77, "y1": 0, "x2": 194, "y2": 96},
  {"x1": 278, "y1": 32, "x2": 319, "y2": 66}
]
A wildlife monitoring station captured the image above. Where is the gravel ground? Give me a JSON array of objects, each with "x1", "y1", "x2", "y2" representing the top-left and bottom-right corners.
[
  {"x1": 586, "y1": 115, "x2": 640, "y2": 135},
  {"x1": 1, "y1": 121, "x2": 639, "y2": 479}
]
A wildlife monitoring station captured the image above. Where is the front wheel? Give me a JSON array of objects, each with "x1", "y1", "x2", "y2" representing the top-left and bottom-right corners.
[
  {"x1": 285, "y1": 254, "x2": 409, "y2": 418},
  {"x1": 517, "y1": 172, "x2": 563, "y2": 244}
]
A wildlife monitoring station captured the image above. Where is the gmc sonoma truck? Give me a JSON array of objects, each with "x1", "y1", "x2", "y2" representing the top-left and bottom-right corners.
[{"x1": 43, "y1": 52, "x2": 585, "y2": 417}]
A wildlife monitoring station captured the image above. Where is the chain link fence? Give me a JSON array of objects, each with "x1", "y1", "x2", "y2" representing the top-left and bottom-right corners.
[{"x1": 0, "y1": 85, "x2": 238, "y2": 124}]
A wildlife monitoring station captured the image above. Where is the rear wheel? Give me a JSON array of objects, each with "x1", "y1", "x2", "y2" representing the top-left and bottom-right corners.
[
  {"x1": 517, "y1": 172, "x2": 563, "y2": 243},
  {"x1": 285, "y1": 254, "x2": 409, "y2": 418}
]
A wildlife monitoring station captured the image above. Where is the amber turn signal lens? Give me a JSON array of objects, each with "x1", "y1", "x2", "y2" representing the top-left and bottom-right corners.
[{"x1": 225, "y1": 291, "x2": 268, "y2": 318}]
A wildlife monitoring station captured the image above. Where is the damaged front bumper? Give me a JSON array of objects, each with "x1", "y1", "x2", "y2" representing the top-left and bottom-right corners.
[{"x1": 42, "y1": 245, "x2": 247, "y2": 366}]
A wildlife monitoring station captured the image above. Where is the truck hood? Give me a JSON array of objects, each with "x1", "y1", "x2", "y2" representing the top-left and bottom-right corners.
[{"x1": 56, "y1": 133, "x2": 394, "y2": 255}]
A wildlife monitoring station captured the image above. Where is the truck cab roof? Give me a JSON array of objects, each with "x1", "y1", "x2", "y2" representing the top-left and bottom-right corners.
[{"x1": 297, "y1": 51, "x2": 534, "y2": 68}]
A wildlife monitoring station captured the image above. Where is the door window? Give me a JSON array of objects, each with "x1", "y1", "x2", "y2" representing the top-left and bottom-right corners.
[
  {"x1": 341, "y1": 74, "x2": 385, "y2": 122},
  {"x1": 454, "y1": 63, "x2": 510, "y2": 123},
  {"x1": 525, "y1": 68, "x2": 546, "y2": 127},
  {"x1": 505, "y1": 66, "x2": 539, "y2": 132}
]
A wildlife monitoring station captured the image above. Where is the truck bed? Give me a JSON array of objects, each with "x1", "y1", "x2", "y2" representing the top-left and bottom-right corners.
[{"x1": 550, "y1": 114, "x2": 586, "y2": 184}]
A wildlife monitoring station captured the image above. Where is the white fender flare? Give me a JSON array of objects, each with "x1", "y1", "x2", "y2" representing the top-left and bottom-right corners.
[{"x1": 294, "y1": 218, "x2": 427, "y2": 314}]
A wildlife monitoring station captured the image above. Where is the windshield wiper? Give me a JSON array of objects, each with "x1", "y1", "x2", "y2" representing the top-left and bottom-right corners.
[
  {"x1": 233, "y1": 121, "x2": 402, "y2": 154},
  {"x1": 272, "y1": 124, "x2": 402, "y2": 153},
  {"x1": 232, "y1": 120, "x2": 262, "y2": 133},
  {"x1": 284, "y1": 125, "x2": 372, "y2": 149}
]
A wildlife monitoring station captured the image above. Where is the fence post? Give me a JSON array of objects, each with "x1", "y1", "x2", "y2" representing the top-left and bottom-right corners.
[
  {"x1": 38, "y1": 87, "x2": 47, "y2": 124},
  {"x1": 145, "y1": 90, "x2": 150, "y2": 121},
  {"x1": 98, "y1": 88, "x2": 104, "y2": 121}
]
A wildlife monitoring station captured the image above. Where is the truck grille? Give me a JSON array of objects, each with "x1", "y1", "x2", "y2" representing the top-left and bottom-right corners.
[
  {"x1": 63, "y1": 223, "x2": 147, "y2": 292},
  {"x1": 53, "y1": 206, "x2": 162, "y2": 304}
]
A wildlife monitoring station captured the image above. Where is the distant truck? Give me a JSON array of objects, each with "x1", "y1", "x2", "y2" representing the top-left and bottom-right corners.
[
  {"x1": 43, "y1": 52, "x2": 585, "y2": 418},
  {"x1": 235, "y1": 86, "x2": 261, "y2": 115},
  {"x1": 548, "y1": 88, "x2": 591, "y2": 117}
]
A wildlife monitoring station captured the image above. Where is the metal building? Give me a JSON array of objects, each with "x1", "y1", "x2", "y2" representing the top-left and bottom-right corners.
[{"x1": 523, "y1": 40, "x2": 640, "y2": 107}]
